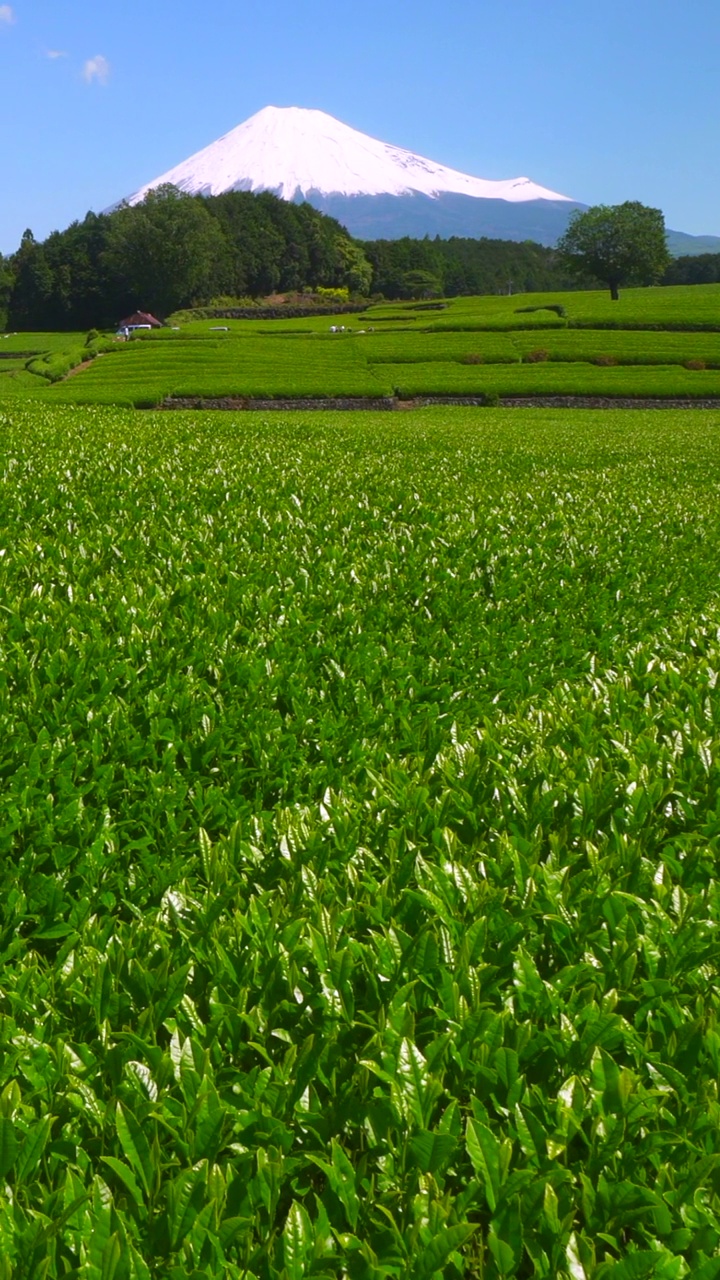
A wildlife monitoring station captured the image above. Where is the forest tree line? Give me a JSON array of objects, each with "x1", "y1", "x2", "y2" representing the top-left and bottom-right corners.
[
  {"x1": 358, "y1": 235, "x2": 590, "y2": 299},
  {"x1": 0, "y1": 184, "x2": 711, "y2": 331},
  {"x1": 662, "y1": 253, "x2": 720, "y2": 285},
  {"x1": 0, "y1": 186, "x2": 373, "y2": 331}
]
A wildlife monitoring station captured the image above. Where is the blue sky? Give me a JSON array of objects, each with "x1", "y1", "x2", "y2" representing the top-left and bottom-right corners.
[{"x1": 1, "y1": 0, "x2": 718, "y2": 254}]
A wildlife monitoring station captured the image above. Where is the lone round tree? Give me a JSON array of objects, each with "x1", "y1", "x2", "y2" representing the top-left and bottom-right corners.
[{"x1": 558, "y1": 201, "x2": 670, "y2": 300}]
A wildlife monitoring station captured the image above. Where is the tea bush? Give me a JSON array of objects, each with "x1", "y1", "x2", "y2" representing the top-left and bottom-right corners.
[{"x1": 0, "y1": 406, "x2": 720, "y2": 1275}]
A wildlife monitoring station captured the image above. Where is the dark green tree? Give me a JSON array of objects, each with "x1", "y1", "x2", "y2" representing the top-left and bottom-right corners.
[
  {"x1": 557, "y1": 201, "x2": 670, "y2": 300},
  {"x1": 208, "y1": 190, "x2": 285, "y2": 296},
  {"x1": 104, "y1": 186, "x2": 231, "y2": 317},
  {"x1": 399, "y1": 268, "x2": 443, "y2": 300},
  {"x1": 0, "y1": 253, "x2": 13, "y2": 330},
  {"x1": 55, "y1": 213, "x2": 114, "y2": 328},
  {"x1": 333, "y1": 236, "x2": 372, "y2": 295},
  {"x1": 663, "y1": 252, "x2": 720, "y2": 286},
  {"x1": 7, "y1": 230, "x2": 55, "y2": 329}
]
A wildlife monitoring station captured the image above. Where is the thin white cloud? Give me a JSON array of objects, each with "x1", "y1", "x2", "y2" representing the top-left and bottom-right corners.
[
  {"x1": 83, "y1": 54, "x2": 110, "y2": 85},
  {"x1": 0, "y1": 6, "x2": 16, "y2": 25},
  {"x1": 46, "y1": 49, "x2": 68, "y2": 59}
]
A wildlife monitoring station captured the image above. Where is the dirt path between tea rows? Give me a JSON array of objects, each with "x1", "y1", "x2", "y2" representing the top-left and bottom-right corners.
[{"x1": 158, "y1": 394, "x2": 720, "y2": 411}]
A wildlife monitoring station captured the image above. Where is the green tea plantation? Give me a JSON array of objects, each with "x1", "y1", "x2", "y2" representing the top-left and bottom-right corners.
[
  {"x1": 4, "y1": 285, "x2": 720, "y2": 408},
  {"x1": 1, "y1": 404, "x2": 720, "y2": 1279}
]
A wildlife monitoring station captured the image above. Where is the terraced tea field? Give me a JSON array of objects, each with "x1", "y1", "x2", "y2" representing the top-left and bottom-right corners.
[
  {"x1": 39, "y1": 334, "x2": 394, "y2": 406},
  {"x1": 2, "y1": 402, "x2": 720, "y2": 1277},
  {"x1": 386, "y1": 361, "x2": 720, "y2": 400},
  {"x1": 3, "y1": 284, "x2": 720, "y2": 407}
]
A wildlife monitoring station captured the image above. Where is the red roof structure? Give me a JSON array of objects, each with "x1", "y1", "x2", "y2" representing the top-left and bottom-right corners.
[{"x1": 118, "y1": 311, "x2": 163, "y2": 328}]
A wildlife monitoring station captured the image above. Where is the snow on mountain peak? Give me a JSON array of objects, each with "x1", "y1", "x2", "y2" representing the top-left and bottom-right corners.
[{"x1": 124, "y1": 105, "x2": 574, "y2": 207}]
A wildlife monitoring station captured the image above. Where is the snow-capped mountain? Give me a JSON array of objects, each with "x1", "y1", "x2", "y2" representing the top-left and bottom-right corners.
[
  {"x1": 112, "y1": 107, "x2": 720, "y2": 252},
  {"x1": 126, "y1": 105, "x2": 574, "y2": 206},
  {"x1": 117, "y1": 105, "x2": 585, "y2": 245}
]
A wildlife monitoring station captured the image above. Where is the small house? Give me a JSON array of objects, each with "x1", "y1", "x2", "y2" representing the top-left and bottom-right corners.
[{"x1": 116, "y1": 311, "x2": 163, "y2": 338}]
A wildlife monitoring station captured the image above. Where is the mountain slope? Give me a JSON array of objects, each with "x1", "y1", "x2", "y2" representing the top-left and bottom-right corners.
[
  {"x1": 124, "y1": 105, "x2": 575, "y2": 207},
  {"x1": 310, "y1": 191, "x2": 585, "y2": 246},
  {"x1": 665, "y1": 228, "x2": 720, "y2": 256},
  {"x1": 116, "y1": 105, "x2": 719, "y2": 252},
  {"x1": 117, "y1": 106, "x2": 585, "y2": 244}
]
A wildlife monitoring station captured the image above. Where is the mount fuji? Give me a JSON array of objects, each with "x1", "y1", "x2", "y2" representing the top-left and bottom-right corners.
[
  {"x1": 119, "y1": 106, "x2": 586, "y2": 246},
  {"x1": 116, "y1": 106, "x2": 720, "y2": 253}
]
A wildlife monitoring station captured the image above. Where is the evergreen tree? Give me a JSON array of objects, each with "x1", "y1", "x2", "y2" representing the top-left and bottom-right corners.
[{"x1": 104, "y1": 186, "x2": 231, "y2": 317}]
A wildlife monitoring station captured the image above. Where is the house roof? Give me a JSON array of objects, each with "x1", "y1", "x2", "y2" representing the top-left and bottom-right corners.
[{"x1": 118, "y1": 311, "x2": 163, "y2": 328}]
